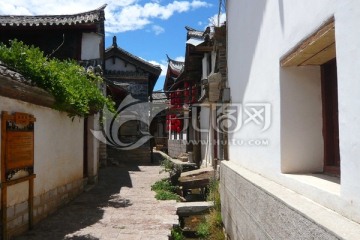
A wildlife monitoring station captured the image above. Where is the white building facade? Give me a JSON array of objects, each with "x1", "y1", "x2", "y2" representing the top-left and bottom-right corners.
[{"x1": 222, "y1": 0, "x2": 360, "y2": 239}]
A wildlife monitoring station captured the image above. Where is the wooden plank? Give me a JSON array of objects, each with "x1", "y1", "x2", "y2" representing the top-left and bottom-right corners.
[
  {"x1": 281, "y1": 19, "x2": 335, "y2": 67},
  {"x1": 6, "y1": 132, "x2": 34, "y2": 170},
  {"x1": 193, "y1": 46, "x2": 213, "y2": 52},
  {"x1": 29, "y1": 177, "x2": 34, "y2": 229},
  {"x1": 301, "y1": 43, "x2": 336, "y2": 65},
  {"x1": 2, "y1": 184, "x2": 7, "y2": 240},
  {"x1": 1, "y1": 111, "x2": 7, "y2": 183},
  {"x1": 3, "y1": 174, "x2": 36, "y2": 187},
  {"x1": 1, "y1": 111, "x2": 7, "y2": 240}
]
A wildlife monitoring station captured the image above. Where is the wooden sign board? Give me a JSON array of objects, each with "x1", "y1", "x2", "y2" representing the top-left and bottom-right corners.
[
  {"x1": 1, "y1": 111, "x2": 36, "y2": 181},
  {"x1": 1, "y1": 111, "x2": 36, "y2": 240},
  {"x1": 6, "y1": 131, "x2": 34, "y2": 170}
]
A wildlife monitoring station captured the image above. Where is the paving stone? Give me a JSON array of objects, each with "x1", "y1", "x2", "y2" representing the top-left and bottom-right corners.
[{"x1": 14, "y1": 164, "x2": 178, "y2": 240}]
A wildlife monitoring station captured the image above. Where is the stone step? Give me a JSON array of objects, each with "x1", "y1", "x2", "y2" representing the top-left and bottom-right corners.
[{"x1": 176, "y1": 201, "x2": 214, "y2": 217}]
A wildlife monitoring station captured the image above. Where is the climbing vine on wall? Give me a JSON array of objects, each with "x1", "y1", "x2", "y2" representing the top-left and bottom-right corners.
[{"x1": 0, "y1": 40, "x2": 114, "y2": 117}]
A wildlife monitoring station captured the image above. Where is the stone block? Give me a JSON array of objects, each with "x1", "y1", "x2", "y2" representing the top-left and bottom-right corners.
[
  {"x1": 8, "y1": 215, "x2": 22, "y2": 229},
  {"x1": 23, "y1": 212, "x2": 29, "y2": 223},
  {"x1": 7, "y1": 206, "x2": 15, "y2": 220},
  {"x1": 37, "y1": 206, "x2": 43, "y2": 216},
  {"x1": 66, "y1": 182, "x2": 73, "y2": 191},
  {"x1": 42, "y1": 191, "x2": 50, "y2": 202},
  {"x1": 15, "y1": 201, "x2": 28, "y2": 216},
  {"x1": 33, "y1": 195, "x2": 41, "y2": 207},
  {"x1": 176, "y1": 202, "x2": 213, "y2": 217},
  {"x1": 49, "y1": 189, "x2": 57, "y2": 200}
]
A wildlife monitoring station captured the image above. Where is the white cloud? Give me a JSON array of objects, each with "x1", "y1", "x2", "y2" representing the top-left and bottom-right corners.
[
  {"x1": 148, "y1": 55, "x2": 183, "y2": 77},
  {"x1": 208, "y1": 12, "x2": 226, "y2": 27},
  {"x1": 149, "y1": 59, "x2": 168, "y2": 77},
  {"x1": 175, "y1": 56, "x2": 185, "y2": 62},
  {"x1": 106, "y1": 1, "x2": 212, "y2": 33},
  {"x1": 0, "y1": 1, "x2": 212, "y2": 34},
  {"x1": 152, "y1": 25, "x2": 165, "y2": 35}
]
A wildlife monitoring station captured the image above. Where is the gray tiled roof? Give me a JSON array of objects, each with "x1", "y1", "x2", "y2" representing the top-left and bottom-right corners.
[
  {"x1": 0, "y1": 63, "x2": 31, "y2": 84},
  {"x1": 0, "y1": 4, "x2": 106, "y2": 27},
  {"x1": 106, "y1": 45, "x2": 162, "y2": 72},
  {"x1": 185, "y1": 26, "x2": 204, "y2": 39},
  {"x1": 152, "y1": 91, "x2": 168, "y2": 103},
  {"x1": 166, "y1": 55, "x2": 184, "y2": 74}
]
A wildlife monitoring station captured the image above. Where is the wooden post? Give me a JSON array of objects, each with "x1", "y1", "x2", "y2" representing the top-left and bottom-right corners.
[
  {"x1": 29, "y1": 177, "x2": 34, "y2": 229},
  {"x1": 1, "y1": 112, "x2": 36, "y2": 239},
  {"x1": 2, "y1": 184, "x2": 7, "y2": 240},
  {"x1": 1, "y1": 111, "x2": 8, "y2": 240}
]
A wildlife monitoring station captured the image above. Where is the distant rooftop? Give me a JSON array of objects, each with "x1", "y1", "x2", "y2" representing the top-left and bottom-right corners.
[
  {"x1": 0, "y1": 4, "x2": 106, "y2": 27},
  {"x1": 105, "y1": 36, "x2": 162, "y2": 75}
]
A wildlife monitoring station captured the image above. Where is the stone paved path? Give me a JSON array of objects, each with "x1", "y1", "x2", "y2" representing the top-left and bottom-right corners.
[{"x1": 15, "y1": 163, "x2": 178, "y2": 240}]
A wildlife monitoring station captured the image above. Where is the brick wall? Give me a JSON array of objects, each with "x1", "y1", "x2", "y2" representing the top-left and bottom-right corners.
[
  {"x1": 6, "y1": 178, "x2": 84, "y2": 238},
  {"x1": 168, "y1": 139, "x2": 188, "y2": 158}
]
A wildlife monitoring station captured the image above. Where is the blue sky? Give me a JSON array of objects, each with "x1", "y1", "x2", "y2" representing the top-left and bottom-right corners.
[
  {"x1": 0, "y1": 0, "x2": 224, "y2": 91},
  {"x1": 102, "y1": 0, "x2": 221, "y2": 91}
]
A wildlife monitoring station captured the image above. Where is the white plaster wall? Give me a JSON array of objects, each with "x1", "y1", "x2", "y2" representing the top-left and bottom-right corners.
[
  {"x1": 87, "y1": 114, "x2": 100, "y2": 182},
  {"x1": 227, "y1": 0, "x2": 360, "y2": 223},
  {"x1": 81, "y1": 32, "x2": 102, "y2": 60},
  {"x1": 227, "y1": 0, "x2": 282, "y2": 177},
  {"x1": 105, "y1": 58, "x2": 136, "y2": 72},
  {"x1": 199, "y1": 107, "x2": 211, "y2": 165},
  {"x1": 280, "y1": 66, "x2": 324, "y2": 173},
  {"x1": 0, "y1": 96, "x2": 84, "y2": 206},
  {"x1": 334, "y1": 0, "x2": 360, "y2": 203}
]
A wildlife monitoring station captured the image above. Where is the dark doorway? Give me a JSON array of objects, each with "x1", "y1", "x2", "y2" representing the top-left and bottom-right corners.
[{"x1": 321, "y1": 58, "x2": 340, "y2": 176}]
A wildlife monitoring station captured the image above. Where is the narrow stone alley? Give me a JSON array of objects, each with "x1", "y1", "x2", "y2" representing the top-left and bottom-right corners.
[{"x1": 14, "y1": 162, "x2": 178, "y2": 240}]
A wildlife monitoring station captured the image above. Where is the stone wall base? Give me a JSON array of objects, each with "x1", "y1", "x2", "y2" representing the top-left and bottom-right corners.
[
  {"x1": 220, "y1": 161, "x2": 349, "y2": 240},
  {"x1": 6, "y1": 178, "x2": 84, "y2": 239}
]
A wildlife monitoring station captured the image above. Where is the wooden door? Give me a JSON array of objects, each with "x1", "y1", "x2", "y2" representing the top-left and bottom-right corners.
[{"x1": 321, "y1": 58, "x2": 340, "y2": 175}]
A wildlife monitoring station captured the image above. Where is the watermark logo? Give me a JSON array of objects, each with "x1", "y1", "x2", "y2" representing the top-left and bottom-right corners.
[
  {"x1": 192, "y1": 103, "x2": 271, "y2": 133},
  {"x1": 243, "y1": 103, "x2": 271, "y2": 131},
  {"x1": 91, "y1": 97, "x2": 272, "y2": 150},
  {"x1": 91, "y1": 95, "x2": 167, "y2": 150}
]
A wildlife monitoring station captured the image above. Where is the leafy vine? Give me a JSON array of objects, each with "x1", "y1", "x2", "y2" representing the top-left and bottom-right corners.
[{"x1": 0, "y1": 40, "x2": 114, "y2": 117}]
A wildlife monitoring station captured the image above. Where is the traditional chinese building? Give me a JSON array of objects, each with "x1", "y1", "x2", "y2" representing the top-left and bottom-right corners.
[
  {"x1": 104, "y1": 36, "x2": 161, "y2": 164},
  {"x1": 0, "y1": 6, "x2": 107, "y2": 238},
  {"x1": 164, "y1": 26, "x2": 227, "y2": 167}
]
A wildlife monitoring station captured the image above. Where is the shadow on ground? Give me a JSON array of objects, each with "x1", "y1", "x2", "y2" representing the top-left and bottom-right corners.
[{"x1": 14, "y1": 164, "x2": 146, "y2": 240}]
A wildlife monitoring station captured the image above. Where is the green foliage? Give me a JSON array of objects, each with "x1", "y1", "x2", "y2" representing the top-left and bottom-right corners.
[
  {"x1": 196, "y1": 222, "x2": 210, "y2": 239},
  {"x1": 196, "y1": 178, "x2": 225, "y2": 240},
  {"x1": 152, "y1": 178, "x2": 181, "y2": 201},
  {"x1": 154, "y1": 190, "x2": 181, "y2": 201},
  {"x1": 160, "y1": 158, "x2": 182, "y2": 175},
  {"x1": 0, "y1": 40, "x2": 114, "y2": 117},
  {"x1": 171, "y1": 226, "x2": 184, "y2": 240},
  {"x1": 207, "y1": 178, "x2": 221, "y2": 211},
  {"x1": 151, "y1": 179, "x2": 179, "y2": 192}
]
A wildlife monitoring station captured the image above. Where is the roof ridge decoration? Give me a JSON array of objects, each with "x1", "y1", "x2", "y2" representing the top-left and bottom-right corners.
[
  {"x1": 0, "y1": 4, "x2": 107, "y2": 27},
  {"x1": 166, "y1": 54, "x2": 184, "y2": 65},
  {"x1": 166, "y1": 54, "x2": 184, "y2": 76},
  {"x1": 185, "y1": 25, "x2": 205, "y2": 39}
]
